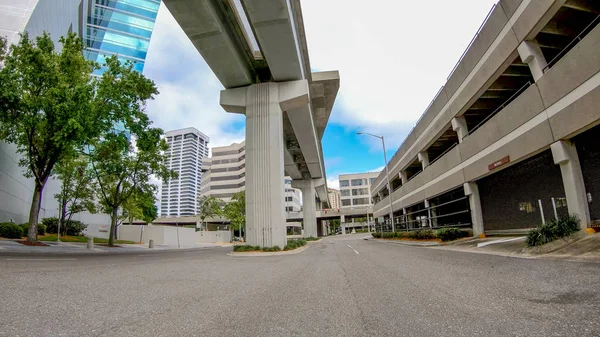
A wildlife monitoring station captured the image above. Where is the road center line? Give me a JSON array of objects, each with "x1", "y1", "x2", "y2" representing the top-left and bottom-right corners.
[
  {"x1": 346, "y1": 244, "x2": 359, "y2": 255},
  {"x1": 6, "y1": 258, "x2": 76, "y2": 261}
]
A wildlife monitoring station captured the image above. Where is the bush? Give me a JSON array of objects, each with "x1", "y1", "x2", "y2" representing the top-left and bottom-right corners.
[
  {"x1": 0, "y1": 222, "x2": 24, "y2": 239},
  {"x1": 43, "y1": 217, "x2": 60, "y2": 234},
  {"x1": 304, "y1": 237, "x2": 319, "y2": 241},
  {"x1": 372, "y1": 232, "x2": 381, "y2": 238},
  {"x1": 37, "y1": 223, "x2": 46, "y2": 236},
  {"x1": 526, "y1": 215, "x2": 580, "y2": 247},
  {"x1": 19, "y1": 223, "x2": 29, "y2": 237},
  {"x1": 263, "y1": 246, "x2": 281, "y2": 252},
  {"x1": 406, "y1": 229, "x2": 436, "y2": 240},
  {"x1": 436, "y1": 228, "x2": 468, "y2": 242},
  {"x1": 42, "y1": 217, "x2": 87, "y2": 236},
  {"x1": 284, "y1": 239, "x2": 307, "y2": 251},
  {"x1": 233, "y1": 245, "x2": 261, "y2": 252}
]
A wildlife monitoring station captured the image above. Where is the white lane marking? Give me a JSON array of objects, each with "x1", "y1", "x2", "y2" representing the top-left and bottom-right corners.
[
  {"x1": 477, "y1": 236, "x2": 526, "y2": 248},
  {"x1": 6, "y1": 258, "x2": 76, "y2": 261},
  {"x1": 346, "y1": 244, "x2": 359, "y2": 255}
]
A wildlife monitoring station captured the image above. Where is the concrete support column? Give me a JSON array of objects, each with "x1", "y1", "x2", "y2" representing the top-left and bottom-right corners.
[
  {"x1": 464, "y1": 182, "x2": 484, "y2": 236},
  {"x1": 301, "y1": 181, "x2": 317, "y2": 238},
  {"x1": 321, "y1": 220, "x2": 327, "y2": 237},
  {"x1": 424, "y1": 199, "x2": 432, "y2": 228},
  {"x1": 517, "y1": 40, "x2": 548, "y2": 82},
  {"x1": 340, "y1": 215, "x2": 346, "y2": 235},
  {"x1": 418, "y1": 151, "x2": 430, "y2": 170},
  {"x1": 551, "y1": 140, "x2": 591, "y2": 228},
  {"x1": 221, "y1": 81, "x2": 309, "y2": 247},
  {"x1": 399, "y1": 171, "x2": 408, "y2": 184},
  {"x1": 451, "y1": 116, "x2": 468, "y2": 141}
]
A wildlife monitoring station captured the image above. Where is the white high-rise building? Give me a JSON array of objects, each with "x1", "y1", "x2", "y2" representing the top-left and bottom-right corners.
[
  {"x1": 200, "y1": 141, "x2": 301, "y2": 212},
  {"x1": 161, "y1": 127, "x2": 209, "y2": 217}
]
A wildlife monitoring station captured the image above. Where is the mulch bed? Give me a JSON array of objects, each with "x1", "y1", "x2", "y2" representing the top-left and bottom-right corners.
[{"x1": 16, "y1": 240, "x2": 49, "y2": 246}]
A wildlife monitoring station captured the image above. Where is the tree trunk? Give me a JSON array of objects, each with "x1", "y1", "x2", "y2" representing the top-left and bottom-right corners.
[
  {"x1": 59, "y1": 199, "x2": 68, "y2": 236},
  {"x1": 27, "y1": 182, "x2": 44, "y2": 243},
  {"x1": 108, "y1": 208, "x2": 118, "y2": 247}
]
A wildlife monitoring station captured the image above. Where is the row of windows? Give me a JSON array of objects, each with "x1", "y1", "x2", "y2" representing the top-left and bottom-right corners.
[{"x1": 341, "y1": 197, "x2": 370, "y2": 206}]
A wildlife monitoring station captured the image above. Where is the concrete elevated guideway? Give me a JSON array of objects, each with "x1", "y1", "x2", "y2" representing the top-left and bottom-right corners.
[{"x1": 163, "y1": 0, "x2": 340, "y2": 247}]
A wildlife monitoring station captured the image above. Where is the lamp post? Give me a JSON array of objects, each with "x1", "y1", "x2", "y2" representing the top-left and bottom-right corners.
[{"x1": 357, "y1": 132, "x2": 395, "y2": 233}]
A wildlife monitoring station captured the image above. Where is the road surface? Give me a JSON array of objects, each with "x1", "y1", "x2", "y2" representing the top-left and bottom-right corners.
[{"x1": 1, "y1": 235, "x2": 598, "y2": 336}]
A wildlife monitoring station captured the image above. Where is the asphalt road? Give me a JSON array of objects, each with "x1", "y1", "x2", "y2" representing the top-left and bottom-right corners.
[{"x1": 1, "y1": 235, "x2": 599, "y2": 337}]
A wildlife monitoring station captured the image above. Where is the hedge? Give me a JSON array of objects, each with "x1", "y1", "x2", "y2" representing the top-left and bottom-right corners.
[
  {"x1": 0, "y1": 222, "x2": 24, "y2": 239},
  {"x1": 526, "y1": 215, "x2": 580, "y2": 247}
]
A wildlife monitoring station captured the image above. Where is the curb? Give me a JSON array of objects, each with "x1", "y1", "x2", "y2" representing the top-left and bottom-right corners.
[
  {"x1": 227, "y1": 245, "x2": 309, "y2": 257},
  {"x1": 374, "y1": 239, "x2": 442, "y2": 247}
]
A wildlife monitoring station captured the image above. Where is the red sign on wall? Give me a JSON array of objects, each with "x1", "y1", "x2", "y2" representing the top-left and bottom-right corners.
[{"x1": 488, "y1": 156, "x2": 510, "y2": 171}]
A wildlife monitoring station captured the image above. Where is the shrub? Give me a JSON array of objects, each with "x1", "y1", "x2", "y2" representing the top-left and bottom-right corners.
[
  {"x1": 372, "y1": 232, "x2": 382, "y2": 238},
  {"x1": 304, "y1": 237, "x2": 319, "y2": 241},
  {"x1": 43, "y1": 217, "x2": 60, "y2": 234},
  {"x1": 436, "y1": 228, "x2": 468, "y2": 242},
  {"x1": 284, "y1": 239, "x2": 307, "y2": 251},
  {"x1": 263, "y1": 246, "x2": 281, "y2": 252},
  {"x1": 406, "y1": 229, "x2": 436, "y2": 240},
  {"x1": 42, "y1": 217, "x2": 87, "y2": 236},
  {"x1": 37, "y1": 223, "x2": 46, "y2": 236},
  {"x1": 0, "y1": 222, "x2": 24, "y2": 239},
  {"x1": 19, "y1": 223, "x2": 29, "y2": 237},
  {"x1": 233, "y1": 245, "x2": 261, "y2": 252},
  {"x1": 526, "y1": 215, "x2": 581, "y2": 247}
]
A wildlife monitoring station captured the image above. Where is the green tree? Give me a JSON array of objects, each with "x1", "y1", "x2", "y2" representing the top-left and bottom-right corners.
[
  {"x1": 54, "y1": 155, "x2": 97, "y2": 237},
  {"x1": 0, "y1": 32, "x2": 102, "y2": 243},
  {"x1": 0, "y1": 36, "x2": 7, "y2": 63},
  {"x1": 121, "y1": 187, "x2": 158, "y2": 225},
  {"x1": 223, "y1": 192, "x2": 245, "y2": 240},
  {"x1": 86, "y1": 56, "x2": 175, "y2": 246},
  {"x1": 198, "y1": 195, "x2": 223, "y2": 231}
]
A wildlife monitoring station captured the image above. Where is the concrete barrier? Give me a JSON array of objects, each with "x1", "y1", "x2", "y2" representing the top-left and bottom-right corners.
[{"x1": 118, "y1": 225, "x2": 231, "y2": 246}]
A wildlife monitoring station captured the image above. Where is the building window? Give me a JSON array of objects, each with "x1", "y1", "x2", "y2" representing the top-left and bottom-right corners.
[
  {"x1": 352, "y1": 198, "x2": 369, "y2": 205},
  {"x1": 340, "y1": 180, "x2": 350, "y2": 187},
  {"x1": 351, "y1": 179, "x2": 364, "y2": 186},
  {"x1": 342, "y1": 199, "x2": 351, "y2": 206},
  {"x1": 285, "y1": 206, "x2": 294, "y2": 212},
  {"x1": 352, "y1": 188, "x2": 368, "y2": 196},
  {"x1": 369, "y1": 178, "x2": 376, "y2": 185},
  {"x1": 341, "y1": 190, "x2": 351, "y2": 197},
  {"x1": 285, "y1": 197, "x2": 293, "y2": 202}
]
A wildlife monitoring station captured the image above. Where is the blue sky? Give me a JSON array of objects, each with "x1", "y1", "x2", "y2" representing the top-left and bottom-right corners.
[{"x1": 143, "y1": 0, "x2": 497, "y2": 189}]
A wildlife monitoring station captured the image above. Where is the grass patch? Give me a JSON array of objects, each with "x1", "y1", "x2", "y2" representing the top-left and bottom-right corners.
[
  {"x1": 38, "y1": 234, "x2": 137, "y2": 245},
  {"x1": 304, "y1": 237, "x2": 320, "y2": 241},
  {"x1": 526, "y1": 215, "x2": 580, "y2": 247}
]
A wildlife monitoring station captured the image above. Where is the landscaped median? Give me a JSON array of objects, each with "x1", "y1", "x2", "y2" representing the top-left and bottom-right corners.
[
  {"x1": 371, "y1": 228, "x2": 469, "y2": 243},
  {"x1": 232, "y1": 237, "x2": 319, "y2": 254}
]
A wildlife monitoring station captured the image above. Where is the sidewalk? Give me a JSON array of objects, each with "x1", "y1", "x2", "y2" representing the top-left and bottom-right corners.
[
  {"x1": 0, "y1": 239, "x2": 231, "y2": 254},
  {"x1": 373, "y1": 232, "x2": 600, "y2": 262}
]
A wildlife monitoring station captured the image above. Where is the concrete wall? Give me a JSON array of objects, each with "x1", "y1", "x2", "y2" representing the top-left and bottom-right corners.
[{"x1": 118, "y1": 225, "x2": 231, "y2": 245}]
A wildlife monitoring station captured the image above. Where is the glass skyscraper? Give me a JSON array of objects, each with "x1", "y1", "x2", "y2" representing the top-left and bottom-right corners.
[{"x1": 83, "y1": 0, "x2": 161, "y2": 74}]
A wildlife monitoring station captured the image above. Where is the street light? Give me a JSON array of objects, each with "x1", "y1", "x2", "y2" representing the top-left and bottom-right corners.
[{"x1": 357, "y1": 132, "x2": 395, "y2": 233}]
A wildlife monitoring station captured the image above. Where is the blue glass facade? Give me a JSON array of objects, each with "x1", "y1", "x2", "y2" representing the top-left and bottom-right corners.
[{"x1": 83, "y1": 0, "x2": 160, "y2": 74}]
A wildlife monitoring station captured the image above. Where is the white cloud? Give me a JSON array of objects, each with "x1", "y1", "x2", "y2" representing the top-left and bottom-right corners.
[
  {"x1": 302, "y1": 0, "x2": 498, "y2": 149},
  {"x1": 143, "y1": 5, "x2": 245, "y2": 150}
]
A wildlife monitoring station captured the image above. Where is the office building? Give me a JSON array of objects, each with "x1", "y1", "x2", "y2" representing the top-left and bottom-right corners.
[
  {"x1": 328, "y1": 188, "x2": 341, "y2": 211},
  {"x1": 339, "y1": 172, "x2": 380, "y2": 209},
  {"x1": 371, "y1": 0, "x2": 600, "y2": 235},
  {"x1": 161, "y1": 127, "x2": 209, "y2": 217},
  {"x1": 200, "y1": 141, "x2": 301, "y2": 213},
  {"x1": 0, "y1": 0, "x2": 160, "y2": 227}
]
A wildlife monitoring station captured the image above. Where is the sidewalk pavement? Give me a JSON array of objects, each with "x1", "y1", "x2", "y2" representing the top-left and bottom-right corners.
[
  {"x1": 372, "y1": 231, "x2": 600, "y2": 262},
  {"x1": 0, "y1": 239, "x2": 231, "y2": 254}
]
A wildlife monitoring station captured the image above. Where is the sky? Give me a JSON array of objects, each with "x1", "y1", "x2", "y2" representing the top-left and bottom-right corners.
[{"x1": 143, "y1": 0, "x2": 498, "y2": 190}]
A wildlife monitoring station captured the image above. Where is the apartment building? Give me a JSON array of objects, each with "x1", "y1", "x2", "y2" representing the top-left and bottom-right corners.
[
  {"x1": 200, "y1": 141, "x2": 301, "y2": 212},
  {"x1": 328, "y1": 188, "x2": 341, "y2": 211},
  {"x1": 371, "y1": 0, "x2": 600, "y2": 235},
  {"x1": 161, "y1": 127, "x2": 209, "y2": 217},
  {"x1": 339, "y1": 172, "x2": 380, "y2": 209}
]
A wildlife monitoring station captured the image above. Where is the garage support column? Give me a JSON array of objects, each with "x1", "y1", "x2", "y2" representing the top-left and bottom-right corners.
[
  {"x1": 418, "y1": 151, "x2": 430, "y2": 170},
  {"x1": 424, "y1": 199, "x2": 432, "y2": 228},
  {"x1": 464, "y1": 182, "x2": 484, "y2": 236},
  {"x1": 220, "y1": 81, "x2": 309, "y2": 248},
  {"x1": 517, "y1": 40, "x2": 548, "y2": 82},
  {"x1": 340, "y1": 215, "x2": 346, "y2": 235},
  {"x1": 451, "y1": 116, "x2": 468, "y2": 142},
  {"x1": 400, "y1": 171, "x2": 408, "y2": 185},
  {"x1": 551, "y1": 140, "x2": 591, "y2": 228}
]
